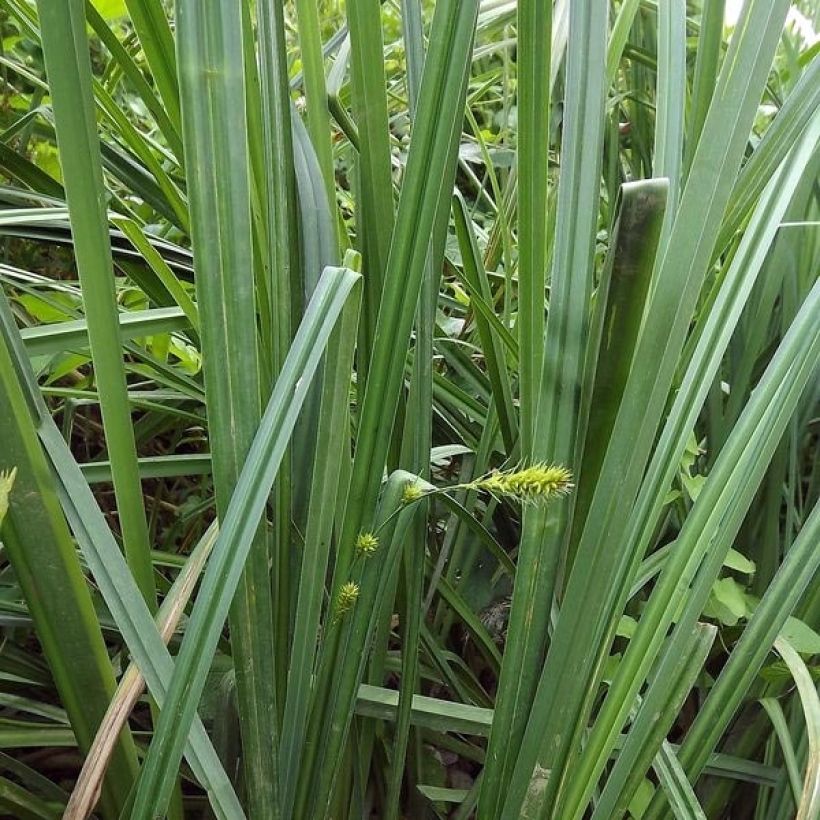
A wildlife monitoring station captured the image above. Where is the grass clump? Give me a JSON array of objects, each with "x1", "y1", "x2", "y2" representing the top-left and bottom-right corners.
[{"x1": 0, "y1": 1, "x2": 817, "y2": 818}]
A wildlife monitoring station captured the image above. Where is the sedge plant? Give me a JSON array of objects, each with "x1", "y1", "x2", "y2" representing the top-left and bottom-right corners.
[{"x1": 0, "y1": 1, "x2": 817, "y2": 818}]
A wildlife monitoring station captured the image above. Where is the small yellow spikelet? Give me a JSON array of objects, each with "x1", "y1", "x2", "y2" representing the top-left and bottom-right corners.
[
  {"x1": 474, "y1": 463, "x2": 572, "y2": 505},
  {"x1": 0, "y1": 468, "x2": 17, "y2": 525},
  {"x1": 401, "y1": 480, "x2": 425, "y2": 505},
  {"x1": 355, "y1": 532, "x2": 379, "y2": 557},
  {"x1": 334, "y1": 581, "x2": 360, "y2": 619}
]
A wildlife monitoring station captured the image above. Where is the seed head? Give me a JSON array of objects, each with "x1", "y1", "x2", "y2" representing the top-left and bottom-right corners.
[
  {"x1": 355, "y1": 532, "x2": 379, "y2": 557},
  {"x1": 334, "y1": 581, "x2": 360, "y2": 619},
  {"x1": 401, "y1": 480, "x2": 425, "y2": 505}
]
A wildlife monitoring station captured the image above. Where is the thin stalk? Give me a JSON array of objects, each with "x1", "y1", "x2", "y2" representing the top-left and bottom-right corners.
[
  {"x1": 257, "y1": 0, "x2": 302, "y2": 720},
  {"x1": 516, "y1": 0, "x2": 551, "y2": 456}
]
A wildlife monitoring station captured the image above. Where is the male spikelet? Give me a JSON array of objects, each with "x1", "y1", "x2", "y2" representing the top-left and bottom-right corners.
[{"x1": 472, "y1": 463, "x2": 572, "y2": 505}]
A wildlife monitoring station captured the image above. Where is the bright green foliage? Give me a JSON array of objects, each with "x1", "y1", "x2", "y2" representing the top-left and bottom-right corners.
[{"x1": 0, "y1": 1, "x2": 817, "y2": 818}]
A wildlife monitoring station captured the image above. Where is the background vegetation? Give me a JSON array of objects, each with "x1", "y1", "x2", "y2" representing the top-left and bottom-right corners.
[{"x1": 0, "y1": 0, "x2": 818, "y2": 817}]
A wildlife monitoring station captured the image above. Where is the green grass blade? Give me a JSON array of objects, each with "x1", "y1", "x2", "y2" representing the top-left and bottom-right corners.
[
  {"x1": 0, "y1": 141, "x2": 64, "y2": 199},
  {"x1": 0, "y1": 775, "x2": 66, "y2": 820},
  {"x1": 122, "y1": 0, "x2": 180, "y2": 134},
  {"x1": 355, "y1": 683, "x2": 493, "y2": 736},
  {"x1": 326, "y1": 36, "x2": 359, "y2": 150},
  {"x1": 293, "y1": 0, "x2": 338, "y2": 228},
  {"x1": 386, "y1": 7, "x2": 449, "y2": 812},
  {"x1": 91, "y1": 82, "x2": 189, "y2": 230},
  {"x1": 20, "y1": 305, "x2": 189, "y2": 356},
  {"x1": 292, "y1": 112, "x2": 341, "y2": 296},
  {"x1": 606, "y1": 0, "x2": 641, "y2": 86},
  {"x1": 516, "y1": 0, "x2": 550, "y2": 455},
  {"x1": 652, "y1": 743, "x2": 708, "y2": 820},
  {"x1": 279, "y1": 290, "x2": 361, "y2": 818},
  {"x1": 684, "y1": 0, "x2": 725, "y2": 177},
  {"x1": 175, "y1": 1, "x2": 283, "y2": 813},
  {"x1": 717, "y1": 53, "x2": 820, "y2": 254},
  {"x1": 289, "y1": 112, "x2": 344, "y2": 531},
  {"x1": 112, "y1": 218, "x2": 199, "y2": 332},
  {"x1": 346, "y1": 0, "x2": 395, "y2": 372},
  {"x1": 130, "y1": 266, "x2": 360, "y2": 820},
  {"x1": 238, "y1": 0, "x2": 274, "y2": 368},
  {"x1": 654, "y1": 0, "x2": 686, "y2": 223},
  {"x1": 568, "y1": 179, "x2": 667, "y2": 561},
  {"x1": 256, "y1": 0, "x2": 300, "y2": 353},
  {"x1": 760, "y1": 697, "x2": 804, "y2": 808},
  {"x1": 35, "y1": 0, "x2": 156, "y2": 608},
  {"x1": 256, "y1": 0, "x2": 303, "y2": 713},
  {"x1": 384, "y1": 502, "x2": 427, "y2": 820},
  {"x1": 453, "y1": 192, "x2": 517, "y2": 451}
]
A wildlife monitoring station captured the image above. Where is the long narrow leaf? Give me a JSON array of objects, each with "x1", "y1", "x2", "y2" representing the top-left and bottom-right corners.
[{"x1": 36, "y1": 0, "x2": 155, "y2": 607}]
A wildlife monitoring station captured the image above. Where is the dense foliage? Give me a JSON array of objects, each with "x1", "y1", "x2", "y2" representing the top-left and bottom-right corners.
[{"x1": 0, "y1": 0, "x2": 818, "y2": 818}]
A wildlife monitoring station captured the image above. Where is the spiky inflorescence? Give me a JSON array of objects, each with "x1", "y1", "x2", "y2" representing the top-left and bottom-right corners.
[
  {"x1": 334, "y1": 581, "x2": 360, "y2": 619},
  {"x1": 401, "y1": 480, "x2": 425, "y2": 505},
  {"x1": 473, "y1": 463, "x2": 573, "y2": 505},
  {"x1": 355, "y1": 532, "x2": 379, "y2": 557},
  {"x1": 0, "y1": 468, "x2": 17, "y2": 525}
]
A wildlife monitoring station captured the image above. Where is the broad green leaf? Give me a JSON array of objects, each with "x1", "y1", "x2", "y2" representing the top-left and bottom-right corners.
[
  {"x1": 704, "y1": 578, "x2": 751, "y2": 627},
  {"x1": 723, "y1": 548, "x2": 756, "y2": 575},
  {"x1": 780, "y1": 617, "x2": 820, "y2": 655}
]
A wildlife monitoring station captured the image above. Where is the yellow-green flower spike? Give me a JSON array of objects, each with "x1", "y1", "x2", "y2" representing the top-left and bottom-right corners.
[
  {"x1": 0, "y1": 468, "x2": 17, "y2": 526},
  {"x1": 474, "y1": 463, "x2": 572, "y2": 505},
  {"x1": 401, "y1": 480, "x2": 425, "y2": 505},
  {"x1": 334, "y1": 581, "x2": 360, "y2": 619},
  {"x1": 355, "y1": 532, "x2": 379, "y2": 557}
]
